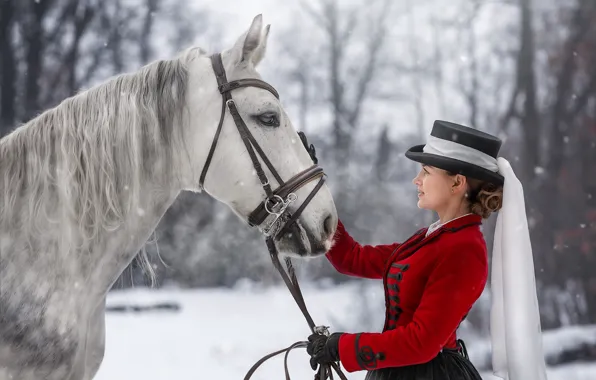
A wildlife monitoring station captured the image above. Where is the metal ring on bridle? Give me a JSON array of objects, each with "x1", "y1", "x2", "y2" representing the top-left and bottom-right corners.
[
  {"x1": 265, "y1": 195, "x2": 286, "y2": 215},
  {"x1": 264, "y1": 193, "x2": 298, "y2": 215}
]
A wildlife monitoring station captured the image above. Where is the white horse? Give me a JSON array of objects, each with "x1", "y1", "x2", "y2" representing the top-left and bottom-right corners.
[{"x1": 0, "y1": 15, "x2": 338, "y2": 380}]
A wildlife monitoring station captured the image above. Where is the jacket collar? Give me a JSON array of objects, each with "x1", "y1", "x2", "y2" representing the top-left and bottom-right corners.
[
  {"x1": 385, "y1": 214, "x2": 483, "y2": 265},
  {"x1": 422, "y1": 213, "x2": 482, "y2": 238},
  {"x1": 442, "y1": 213, "x2": 482, "y2": 229}
]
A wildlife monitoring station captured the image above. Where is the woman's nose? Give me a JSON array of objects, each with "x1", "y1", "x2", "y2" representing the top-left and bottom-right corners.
[{"x1": 412, "y1": 173, "x2": 421, "y2": 185}]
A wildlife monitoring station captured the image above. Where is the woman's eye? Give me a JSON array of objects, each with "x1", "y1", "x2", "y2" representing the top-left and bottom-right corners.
[{"x1": 256, "y1": 112, "x2": 280, "y2": 127}]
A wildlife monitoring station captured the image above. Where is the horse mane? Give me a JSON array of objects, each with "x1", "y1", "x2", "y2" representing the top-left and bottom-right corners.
[{"x1": 0, "y1": 47, "x2": 205, "y2": 283}]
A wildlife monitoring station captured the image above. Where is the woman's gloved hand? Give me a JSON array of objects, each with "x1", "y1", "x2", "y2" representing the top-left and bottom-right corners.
[{"x1": 306, "y1": 332, "x2": 343, "y2": 370}]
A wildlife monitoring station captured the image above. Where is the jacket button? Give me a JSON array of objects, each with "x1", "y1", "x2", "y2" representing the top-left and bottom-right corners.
[{"x1": 375, "y1": 352, "x2": 385, "y2": 360}]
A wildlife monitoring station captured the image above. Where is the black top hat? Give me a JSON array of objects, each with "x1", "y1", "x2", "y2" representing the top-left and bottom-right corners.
[{"x1": 405, "y1": 120, "x2": 504, "y2": 185}]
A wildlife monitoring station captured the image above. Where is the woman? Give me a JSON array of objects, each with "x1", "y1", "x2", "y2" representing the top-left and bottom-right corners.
[{"x1": 307, "y1": 120, "x2": 547, "y2": 380}]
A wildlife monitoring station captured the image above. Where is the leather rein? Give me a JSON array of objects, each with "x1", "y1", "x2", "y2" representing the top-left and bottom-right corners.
[{"x1": 200, "y1": 53, "x2": 347, "y2": 380}]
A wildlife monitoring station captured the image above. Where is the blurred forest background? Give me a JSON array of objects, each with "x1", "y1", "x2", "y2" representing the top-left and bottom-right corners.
[{"x1": 1, "y1": 0, "x2": 595, "y2": 340}]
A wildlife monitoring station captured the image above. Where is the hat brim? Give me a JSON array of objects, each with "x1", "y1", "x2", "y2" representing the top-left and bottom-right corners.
[{"x1": 405, "y1": 144, "x2": 504, "y2": 185}]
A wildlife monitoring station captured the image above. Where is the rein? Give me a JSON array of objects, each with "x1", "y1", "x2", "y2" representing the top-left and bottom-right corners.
[
  {"x1": 201, "y1": 52, "x2": 347, "y2": 380},
  {"x1": 241, "y1": 238, "x2": 348, "y2": 380}
]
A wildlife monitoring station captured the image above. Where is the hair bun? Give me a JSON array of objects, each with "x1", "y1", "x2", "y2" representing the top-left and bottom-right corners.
[{"x1": 470, "y1": 183, "x2": 503, "y2": 218}]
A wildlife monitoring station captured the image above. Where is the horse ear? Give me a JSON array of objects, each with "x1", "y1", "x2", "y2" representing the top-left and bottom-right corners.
[
  {"x1": 242, "y1": 14, "x2": 263, "y2": 62},
  {"x1": 227, "y1": 15, "x2": 269, "y2": 68},
  {"x1": 251, "y1": 24, "x2": 270, "y2": 67}
]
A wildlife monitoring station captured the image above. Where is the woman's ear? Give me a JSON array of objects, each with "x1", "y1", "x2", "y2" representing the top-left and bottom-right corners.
[{"x1": 452, "y1": 174, "x2": 467, "y2": 193}]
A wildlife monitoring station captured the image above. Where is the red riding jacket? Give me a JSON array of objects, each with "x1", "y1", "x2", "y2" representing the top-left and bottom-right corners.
[{"x1": 326, "y1": 214, "x2": 488, "y2": 372}]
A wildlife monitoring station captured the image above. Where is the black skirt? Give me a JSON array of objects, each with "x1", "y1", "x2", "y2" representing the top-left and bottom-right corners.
[{"x1": 364, "y1": 341, "x2": 483, "y2": 380}]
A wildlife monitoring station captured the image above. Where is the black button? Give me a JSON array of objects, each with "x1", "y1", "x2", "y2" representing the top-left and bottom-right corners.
[{"x1": 375, "y1": 352, "x2": 386, "y2": 360}]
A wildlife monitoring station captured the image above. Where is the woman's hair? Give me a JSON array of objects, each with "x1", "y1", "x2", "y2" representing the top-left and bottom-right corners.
[{"x1": 448, "y1": 172, "x2": 504, "y2": 218}]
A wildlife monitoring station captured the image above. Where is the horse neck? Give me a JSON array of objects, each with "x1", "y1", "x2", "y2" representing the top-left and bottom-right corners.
[
  {"x1": 1, "y1": 129, "x2": 182, "y2": 301},
  {"x1": 1, "y1": 50, "x2": 211, "y2": 297},
  {"x1": 87, "y1": 181, "x2": 181, "y2": 294}
]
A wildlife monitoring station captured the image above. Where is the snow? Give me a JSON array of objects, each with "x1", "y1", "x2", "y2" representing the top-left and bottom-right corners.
[
  {"x1": 95, "y1": 283, "x2": 596, "y2": 380},
  {"x1": 96, "y1": 284, "x2": 356, "y2": 380},
  {"x1": 466, "y1": 322, "x2": 596, "y2": 377},
  {"x1": 543, "y1": 325, "x2": 596, "y2": 360}
]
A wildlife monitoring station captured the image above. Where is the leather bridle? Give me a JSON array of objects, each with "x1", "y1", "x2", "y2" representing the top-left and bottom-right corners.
[
  {"x1": 199, "y1": 53, "x2": 347, "y2": 380},
  {"x1": 199, "y1": 53, "x2": 326, "y2": 239}
]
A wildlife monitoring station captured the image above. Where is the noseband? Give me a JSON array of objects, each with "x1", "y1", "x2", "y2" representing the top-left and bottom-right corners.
[
  {"x1": 199, "y1": 53, "x2": 347, "y2": 380},
  {"x1": 199, "y1": 53, "x2": 326, "y2": 239}
]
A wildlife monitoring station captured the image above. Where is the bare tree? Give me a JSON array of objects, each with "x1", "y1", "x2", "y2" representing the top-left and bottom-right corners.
[
  {"x1": 297, "y1": 0, "x2": 392, "y2": 227},
  {"x1": 0, "y1": 0, "x2": 17, "y2": 135},
  {"x1": 273, "y1": 23, "x2": 321, "y2": 134},
  {"x1": 500, "y1": 0, "x2": 540, "y2": 180},
  {"x1": 429, "y1": 16, "x2": 447, "y2": 119},
  {"x1": 140, "y1": 0, "x2": 158, "y2": 64},
  {"x1": 431, "y1": 0, "x2": 484, "y2": 129},
  {"x1": 543, "y1": 0, "x2": 596, "y2": 325},
  {"x1": 20, "y1": 0, "x2": 52, "y2": 121},
  {"x1": 0, "y1": 0, "x2": 213, "y2": 136},
  {"x1": 495, "y1": 0, "x2": 596, "y2": 327},
  {"x1": 302, "y1": 0, "x2": 391, "y2": 160},
  {"x1": 405, "y1": 0, "x2": 426, "y2": 141}
]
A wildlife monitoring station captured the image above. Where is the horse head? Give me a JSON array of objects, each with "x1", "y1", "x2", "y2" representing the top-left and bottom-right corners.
[{"x1": 178, "y1": 15, "x2": 338, "y2": 257}]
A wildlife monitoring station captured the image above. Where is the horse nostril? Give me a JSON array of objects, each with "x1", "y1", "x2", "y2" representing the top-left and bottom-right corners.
[{"x1": 323, "y1": 214, "x2": 335, "y2": 238}]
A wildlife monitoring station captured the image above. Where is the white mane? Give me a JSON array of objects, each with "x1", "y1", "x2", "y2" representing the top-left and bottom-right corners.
[{"x1": 0, "y1": 47, "x2": 204, "y2": 279}]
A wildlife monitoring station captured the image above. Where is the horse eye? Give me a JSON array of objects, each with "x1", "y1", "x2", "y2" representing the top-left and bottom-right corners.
[{"x1": 256, "y1": 112, "x2": 280, "y2": 127}]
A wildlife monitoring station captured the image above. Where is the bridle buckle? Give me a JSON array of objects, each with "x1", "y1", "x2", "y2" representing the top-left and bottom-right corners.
[{"x1": 262, "y1": 193, "x2": 297, "y2": 237}]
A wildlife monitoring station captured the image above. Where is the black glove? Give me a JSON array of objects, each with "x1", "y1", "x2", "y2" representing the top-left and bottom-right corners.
[
  {"x1": 298, "y1": 131, "x2": 318, "y2": 164},
  {"x1": 306, "y1": 332, "x2": 343, "y2": 371}
]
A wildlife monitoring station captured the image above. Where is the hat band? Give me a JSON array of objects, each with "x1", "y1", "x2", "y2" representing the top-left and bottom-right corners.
[{"x1": 423, "y1": 136, "x2": 498, "y2": 172}]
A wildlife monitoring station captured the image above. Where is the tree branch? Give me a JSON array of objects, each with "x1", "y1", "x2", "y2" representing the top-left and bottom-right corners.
[
  {"x1": 139, "y1": 0, "x2": 158, "y2": 63},
  {"x1": 498, "y1": 80, "x2": 521, "y2": 134},
  {"x1": 299, "y1": 0, "x2": 329, "y2": 31},
  {"x1": 339, "y1": 7, "x2": 358, "y2": 45},
  {"x1": 347, "y1": 0, "x2": 391, "y2": 128},
  {"x1": 44, "y1": 0, "x2": 77, "y2": 46}
]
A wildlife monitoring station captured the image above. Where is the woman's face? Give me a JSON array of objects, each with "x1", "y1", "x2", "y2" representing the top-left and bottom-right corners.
[{"x1": 412, "y1": 165, "x2": 455, "y2": 211}]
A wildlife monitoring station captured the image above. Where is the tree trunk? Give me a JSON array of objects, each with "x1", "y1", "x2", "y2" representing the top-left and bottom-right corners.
[
  {"x1": 328, "y1": 2, "x2": 346, "y2": 164},
  {"x1": 64, "y1": 0, "x2": 95, "y2": 95},
  {"x1": 298, "y1": 67, "x2": 309, "y2": 133},
  {"x1": 519, "y1": 0, "x2": 540, "y2": 181},
  {"x1": 0, "y1": 0, "x2": 17, "y2": 136},
  {"x1": 140, "y1": 0, "x2": 158, "y2": 63},
  {"x1": 23, "y1": 0, "x2": 50, "y2": 121}
]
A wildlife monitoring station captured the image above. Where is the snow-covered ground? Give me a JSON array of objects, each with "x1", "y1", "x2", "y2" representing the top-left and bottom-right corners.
[{"x1": 95, "y1": 283, "x2": 596, "y2": 380}]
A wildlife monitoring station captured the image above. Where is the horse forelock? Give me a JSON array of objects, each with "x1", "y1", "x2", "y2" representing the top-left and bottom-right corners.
[{"x1": 0, "y1": 48, "x2": 205, "y2": 281}]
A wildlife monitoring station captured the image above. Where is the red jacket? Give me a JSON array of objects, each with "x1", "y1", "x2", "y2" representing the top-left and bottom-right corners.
[{"x1": 326, "y1": 214, "x2": 488, "y2": 372}]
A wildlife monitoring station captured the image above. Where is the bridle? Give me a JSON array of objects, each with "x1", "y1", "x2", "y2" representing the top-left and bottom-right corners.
[
  {"x1": 199, "y1": 53, "x2": 326, "y2": 239},
  {"x1": 200, "y1": 53, "x2": 347, "y2": 380}
]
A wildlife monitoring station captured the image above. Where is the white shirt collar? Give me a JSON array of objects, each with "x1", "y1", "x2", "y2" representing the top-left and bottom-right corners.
[{"x1": 425, "y1": 213, "x2": 473, "y2": 237}]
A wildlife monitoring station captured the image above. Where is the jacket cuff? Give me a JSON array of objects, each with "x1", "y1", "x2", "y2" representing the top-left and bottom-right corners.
[{"x1": 338, "y1": 333, "x2": 385, "y2": 372}]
